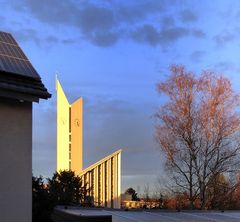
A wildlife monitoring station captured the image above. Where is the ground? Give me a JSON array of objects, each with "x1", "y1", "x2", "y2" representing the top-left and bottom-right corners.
[{"x1": 60, "y1": 207, "x2": 240, "y2": 222}]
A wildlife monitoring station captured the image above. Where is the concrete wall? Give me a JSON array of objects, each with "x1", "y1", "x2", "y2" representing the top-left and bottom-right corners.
[
  {"x1": 56, "y1": 80, "x2": 70, "y2": 171},
  {"x1": 71, "y1": 97, "x2": 83, "y2": 175},
  {"x1": 0, "y1": 98, "x2": 32, "y2": 222},
  {"x1": 56, "y1": 79, "x2": 83, "y2": 174},
  {"x1": 81, "y1": 151, "x2": 122, "y2": 209}
]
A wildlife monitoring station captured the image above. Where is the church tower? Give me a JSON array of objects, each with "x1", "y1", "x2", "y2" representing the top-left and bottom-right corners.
[
  {"x1": 56, "y1": 79, "x2": 83, "y2": 175},
  {"x1": 56, "y1": 79, "x2": 121, "y2": 208}
]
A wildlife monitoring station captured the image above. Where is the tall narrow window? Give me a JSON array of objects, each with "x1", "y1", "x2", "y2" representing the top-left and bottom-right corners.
[
  {"x1": 69, "y1": 107, "x2": 71, "y2": 133},
  {"x1": 69, "y1": 144, "x2": 71, "y2": 161},
  {"x1": 98, "y1": 165, "x2": 101, "y2": 205},
  {"x1": 105, "y1": 162, "x2": 108, "y2": 207},
  {"x1": 111, "y1": 158, "x2": 114, "y2": 208},
  {"x1": 91, "y1": 170, "x2": 94, "y2": 197}
]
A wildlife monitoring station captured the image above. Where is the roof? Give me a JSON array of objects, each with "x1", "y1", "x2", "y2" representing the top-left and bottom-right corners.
[
  {"x1": 0, "y1": 31, "x2": 51, "y2": 102},
  {"x1": 79, "y1": 149, "x2": 122, "y2": 176}
]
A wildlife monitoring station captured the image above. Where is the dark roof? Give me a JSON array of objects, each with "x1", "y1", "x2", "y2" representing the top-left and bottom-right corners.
[{"x1": 0, "y1": 31, "x2": 51, "y2": 102}]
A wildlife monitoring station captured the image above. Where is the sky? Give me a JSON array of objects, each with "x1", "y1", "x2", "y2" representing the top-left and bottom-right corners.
[{"x1": 1, "y1": 0, "x2": 240, "y2": 194}]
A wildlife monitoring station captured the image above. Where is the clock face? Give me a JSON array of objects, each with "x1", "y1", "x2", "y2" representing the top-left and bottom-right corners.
[
  {"x1": 74, "y1": 119, "x2": 80, "y2": 127},
  {"x1": 60, "y1": 118, "x2": 66, "y2": 125}
]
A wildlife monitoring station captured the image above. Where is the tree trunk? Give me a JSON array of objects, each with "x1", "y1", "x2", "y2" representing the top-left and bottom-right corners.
[
  {"x1": 200, "y1": 183, "x2": 206, "y2": 209},
  {"x1": 189, "y1": 158, "x2": 194, "y2": 209}
]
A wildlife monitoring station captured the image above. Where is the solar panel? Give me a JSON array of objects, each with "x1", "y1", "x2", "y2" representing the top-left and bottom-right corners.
[{"x1": 0, "y1": 31, "x2": 40, "y2": 79}]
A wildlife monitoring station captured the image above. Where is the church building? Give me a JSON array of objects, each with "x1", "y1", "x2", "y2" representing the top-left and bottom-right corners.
[{"x1": 56, "y1": 79, "x2": 121, "y2": 208}]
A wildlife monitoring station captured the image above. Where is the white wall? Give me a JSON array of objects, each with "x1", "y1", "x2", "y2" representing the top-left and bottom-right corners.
[{"x1": 0, "y1": 98, "x2": 32, "y2": 222}]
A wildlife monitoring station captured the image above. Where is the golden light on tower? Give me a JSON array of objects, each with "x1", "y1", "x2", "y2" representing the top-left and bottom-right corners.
[
  {"x1": 56, "y1": 79, "x2": 83, "y2": 175},
  {"x1": 56, "y1": 78, "x2": 121, "y2": 208}
]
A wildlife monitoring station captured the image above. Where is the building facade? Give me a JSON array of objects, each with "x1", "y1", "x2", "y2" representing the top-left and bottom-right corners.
[
  {"x1": 56, "y1": 80, "x2": 83, "y2": 175},
  {"x1": 0, "y1": 31, "x2": 51, "y2": 222},
  {"x1": 56, "y1": 79, "x2": 121, "y2": 208}
]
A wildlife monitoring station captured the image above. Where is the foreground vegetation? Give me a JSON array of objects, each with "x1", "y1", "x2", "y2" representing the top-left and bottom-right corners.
[
  {"x1": 32, "y1": 170, "x2": 88, "y2": 222},
  {"x1": 124, "y1": 180, "x2": 240, "y2": 210}
]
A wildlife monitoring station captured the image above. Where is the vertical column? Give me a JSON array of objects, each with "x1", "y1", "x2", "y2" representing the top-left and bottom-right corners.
[
  {"x1": 91, "y1": 170, "x2": 94, "y2": 198},
  {"x1": 101, "y1": 163, "x2": 104, "y2": 207},
  {"x1": 97, "y1": 165, "x2": 102, "y2": 206},
  {"x1": 94, "y1": 167, "x2": 98, "y2": 206},
  {"x1": 115, "y1": 153, "x2": 121, "y2": 208},
  {"x1": 104, "y1": 161, "x2": 108, "y2": 207},
  {"x1": 107, "y1": 159, "x2": 112, "y2": 208},
  {"x1": 111, "y1": 157, "x2": 114, "y2": 208},
  {"x1": 113, "y1": 156, "x2": 117, "y2": 208},
  {"x1": 86, "y1": 172, "x2": 91, "y2": 196}
]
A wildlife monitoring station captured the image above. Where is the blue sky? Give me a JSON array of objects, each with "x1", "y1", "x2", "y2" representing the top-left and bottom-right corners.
[{"x1": 1, "y1": 0, "x2": 240, "y2": 193}]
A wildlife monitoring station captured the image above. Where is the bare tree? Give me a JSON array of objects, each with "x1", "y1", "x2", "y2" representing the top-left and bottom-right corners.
[
  {"x1": 155, "y1": 65, "x2": 240, "y2": 209},
  {"x1": 153, "y1": 177, "x2": 169, "y2": 208},
  {"x1": 144, "y1": 184, "x2": 150, "y2": 201}
]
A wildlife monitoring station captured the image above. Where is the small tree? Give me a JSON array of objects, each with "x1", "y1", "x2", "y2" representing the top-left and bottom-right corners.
[
  {"x1": 48, "y1": 170, "x2": 87, "y2": 206},
  {"x1": 32, "y1": 175, "x2": 53, "y2": 222},
  {"x1": 206, "y1": 174, "x2": 229, "y2": 210},
  {"x1": 125, "y1": 187, "x2": 140, "y2": 201},
  {"x1": 228, "y1": 175, "x2": 240, "y2": 209}
]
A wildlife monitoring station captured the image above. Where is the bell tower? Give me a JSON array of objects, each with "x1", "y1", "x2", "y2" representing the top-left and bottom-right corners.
[{"x1": 56, "y1": 79, "x2": 82, "y2": 175}]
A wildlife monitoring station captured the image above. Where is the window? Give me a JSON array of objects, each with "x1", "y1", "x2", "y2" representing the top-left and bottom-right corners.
[{"x1": 69, "y1": 107, "x2": 71, "y2": 133}]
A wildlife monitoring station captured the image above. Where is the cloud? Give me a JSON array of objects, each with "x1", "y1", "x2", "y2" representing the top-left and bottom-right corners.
[
  {"x1": 214, "y1": 61, "x2": 235, "y2": 72},
  {"x1": 161, "y1": 16, "x2": 175, "y2": 27},
  {"x1": 84, "y1": 96, "x2": 136, "y2": 116},
  {"x1": 88, "y1": 31, "x2": 120, "y2": 47},
  {"x1": 61, "y1": 39, "x2": 77, "y2": 44},
  {"x1": 45, "y1": 35, "x2": 59, "y2": 44},
  {"x1": 160, "y1": 27, "x2": 189, "y2": 42},
  {"x1": 131, "y1": 24, "x2": 160, "y2": 46},
  {"x1": 13, "y1": 28, "x2": 41, "y2": 45},
  {"x1": 13, "y1": 0, "x2": 118, "y2": 47},
  {"x1": 0, "y1": 16, "x2": 5, "y2": 24},
  {"x1": 8, "y1": 1, "x2": 203, "y2": 47},
  {"x1": 33, "y1": 103, "x2": 56, "y2": 177},
  {"x1": 77, "y1": 4, "x2": 115, "y2": 33},
  {"x1": 192, "y1": 29, "x2": 206, "y2": 38},
  {"x1": 116, "y1": 1, "x2": 163, "y2": 23},
  {"x1": 190, "y1": 50, "x2": 206, "y2": 62},
  {"x1": 11, "y1": 29, "x2": 62, "y2": 46},
  {"x1": 131, "y1": 24, "x2": 189, "y2": 46},
  {"x1": 23, "y1": 0, "x2": 77, "y2": 26},
  {"x1": 180, "y1": 9, "x2": 198, "y2": 23},
  {"x1": 83, "y1": 98, "x2": 160, "y2": 176},
  {"x1": 214, "y1": 31, "x2": 235, "y2": 46}
]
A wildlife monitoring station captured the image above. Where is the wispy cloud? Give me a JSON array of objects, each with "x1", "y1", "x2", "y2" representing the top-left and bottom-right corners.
[
  {"x1": 214, "y1": 61, "x2": 236, "y2": 72},
  {"x1": 213, "y1": 31, "x2": 236, "y2": 46},
  {"x1": 180, "y1": 9, "x2": 198, "y2": 23},
  {"x1": 191, "y1": 50, "x2": 206, "y2": 62}
]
